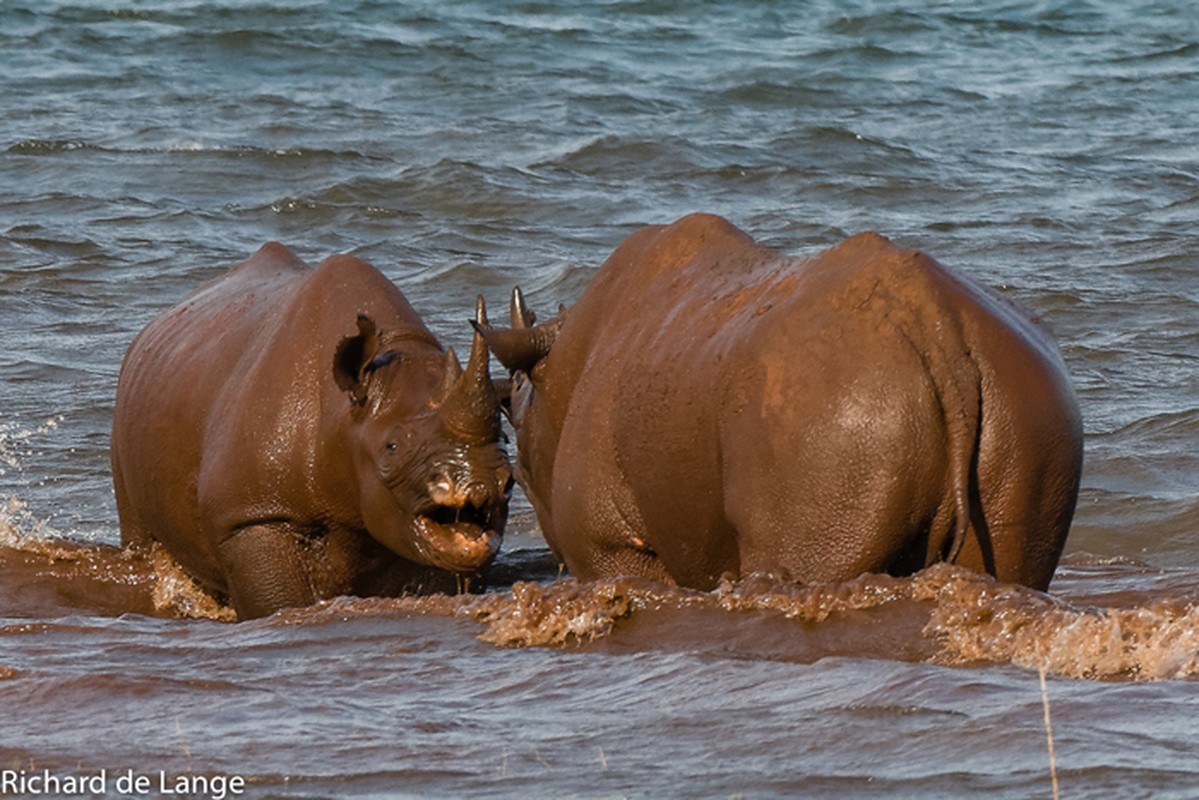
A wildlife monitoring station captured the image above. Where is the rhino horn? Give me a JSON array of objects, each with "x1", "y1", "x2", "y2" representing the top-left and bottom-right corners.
[
  {"x1": 435, "y1": 345, "x2": 464, "y2": 403},
  {"x1": 470, "y1": 286, "x2": 560, "y2": 374},
  {"x1": 439, "y1": 295, "x2": 501, "y2": 444},
  {"x1": 511, "y1": 285, "x2": 536, "y2": 329}
]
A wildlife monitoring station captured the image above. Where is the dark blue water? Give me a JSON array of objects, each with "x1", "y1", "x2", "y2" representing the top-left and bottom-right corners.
[{"x1": 2, "y1": 1, "x2": 1199, "y2": 797}]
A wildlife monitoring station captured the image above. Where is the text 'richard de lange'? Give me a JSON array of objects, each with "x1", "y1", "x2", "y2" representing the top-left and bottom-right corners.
[{"x1": 1, "y1": 769, "x2": 245, "y2": 799}]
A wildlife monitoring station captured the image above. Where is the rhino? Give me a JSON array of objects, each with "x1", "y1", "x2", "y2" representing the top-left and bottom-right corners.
[
  {"x1": 479, "y1": 214, "x2": 1082, "y2": 592},
  {"x1": 111, "y1": 242, "x2": 512, "y2": 619}
]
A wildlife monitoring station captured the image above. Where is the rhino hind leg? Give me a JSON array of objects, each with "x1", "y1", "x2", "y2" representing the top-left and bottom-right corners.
[
  {"x1": 550, "y1": 452, "x2": 675, "y2": 584},
  {"x1": 559, "y1": 488, "x2": 672, "y2": 584},
  {"x1": 217, "y1": 524, "x2": 317, "y2": 620},
  {"x1": 112, "y1": 449, "x2": 154, "y2": 549},
  {"x1": 587, "y1": 543, "x2": 676, "y2": 586}
]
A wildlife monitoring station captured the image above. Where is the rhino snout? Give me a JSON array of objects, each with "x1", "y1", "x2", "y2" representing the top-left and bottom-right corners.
[
  {"x1": 427, "y1": 473, "x2": 457, "y2": 507},
  {"x1": 405, "y1": 461, "x2": 510, "y2": 573},
  {"x1": 426, "y1": 465, "x2": 511, "y2": 511}
]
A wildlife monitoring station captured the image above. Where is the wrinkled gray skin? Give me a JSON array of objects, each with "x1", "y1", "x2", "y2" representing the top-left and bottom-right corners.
[
  {"x1": 112, "y1": 242, "x2": 512, "y2": 619},
  {"x1": 480, "y1": 214, "x2": 1082, "y2": 592}
]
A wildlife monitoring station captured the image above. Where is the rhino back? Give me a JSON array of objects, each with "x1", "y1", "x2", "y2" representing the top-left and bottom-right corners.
[{"x1": 113, "y1": 244, "x2": 311, "y2": 572}]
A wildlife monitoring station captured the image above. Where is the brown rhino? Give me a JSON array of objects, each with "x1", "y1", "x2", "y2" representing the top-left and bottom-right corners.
[
  {"x1": 479, "y1": 214, "x2": 1082, "y2": 592},
  {"x1": 111, "y1": 243, "x2": 512, "y2": 619}
]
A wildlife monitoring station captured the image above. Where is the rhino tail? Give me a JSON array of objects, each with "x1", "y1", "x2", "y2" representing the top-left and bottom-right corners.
[
  {"x1": 945, "y1": 396, "x2": 980, "y2": 566},
  {"x1": 937, "y1": 340, "x2": 983, "y2": 567}
]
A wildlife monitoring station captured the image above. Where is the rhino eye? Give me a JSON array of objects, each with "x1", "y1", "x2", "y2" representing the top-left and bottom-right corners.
[{"x1": 385, "y1": 442, "x2": 398, "y2": 452}]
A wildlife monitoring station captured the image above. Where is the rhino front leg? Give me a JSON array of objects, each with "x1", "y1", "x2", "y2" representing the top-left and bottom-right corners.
[{"x1": 217, "y1": 524, "x2": 315, "y2": 620}]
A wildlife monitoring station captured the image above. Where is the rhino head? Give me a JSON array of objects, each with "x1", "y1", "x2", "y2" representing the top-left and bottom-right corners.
[{"x1": 333, "y1": 297, "x2": 512, "y2": 574}]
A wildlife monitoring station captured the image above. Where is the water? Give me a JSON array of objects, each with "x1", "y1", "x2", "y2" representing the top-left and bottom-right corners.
[{"x1": 2, "y1": 0, "x2": 1198, "y2": 797}]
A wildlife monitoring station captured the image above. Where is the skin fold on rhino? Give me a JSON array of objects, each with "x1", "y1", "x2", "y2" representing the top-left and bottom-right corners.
[
  {"x1": 111, "y1": 242, "x2": 512, "y2": 619},
  {"x1": 479, "y1": 213, "x2": 1083, "y2": 592}
]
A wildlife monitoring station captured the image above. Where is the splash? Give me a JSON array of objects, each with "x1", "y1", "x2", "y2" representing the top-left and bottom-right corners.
[
  {"x1": 921, "y1": 564, "x2": 1199, "y2": 680},
  {"x1": 0, "y1": 498, "x2": 155, "y2": 618},
  {"x1": 1, "y1": 496, "x2": 67, "y2": 552},
  {"x1": 0, "y1": 497, "x2": 234, "y2": 622},
  {"x1": 431, "y1": 569, "x2": 929, "y2": 651},
  {"x1": 5, "y1": 489, "x2": 1198, "y2": 682},
  {"x1": 713, "y1": 569, "x2": 917, "y2": 620},
  {"x1": 463, "y1": 579, "x2": 638, "y2": 647},
  {"x1": 0, "y1": 416, "x2": 64, "y2": 477},
  {"x1": 0, "y1": 498, "x2": 24, "y2": 544},
  {"x1": 146, "y1": 544, "x2": 237, "y2": 622},
  {"x1": 375, "y1": 563, "x2": 1199, "y2": 683}
]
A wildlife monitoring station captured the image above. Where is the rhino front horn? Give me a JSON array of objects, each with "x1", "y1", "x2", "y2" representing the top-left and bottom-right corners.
[{"x1": 440, "y1": 295, "x2": 501, "y2": 444}]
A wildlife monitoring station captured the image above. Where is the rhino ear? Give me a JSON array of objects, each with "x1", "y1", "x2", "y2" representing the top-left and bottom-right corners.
[{"x1": 333, "y1": 314, "x2": 381, "y2": 405}]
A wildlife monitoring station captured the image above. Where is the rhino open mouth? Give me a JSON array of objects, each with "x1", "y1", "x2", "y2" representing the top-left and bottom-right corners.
[{"x1": 412, "y1": 502, "x2": 502, "y2": 572}]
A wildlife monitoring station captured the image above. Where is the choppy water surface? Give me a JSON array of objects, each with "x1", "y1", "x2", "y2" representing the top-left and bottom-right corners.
[{"x1": 2, "y1": 1, "x2": 1198, "y2": 797}]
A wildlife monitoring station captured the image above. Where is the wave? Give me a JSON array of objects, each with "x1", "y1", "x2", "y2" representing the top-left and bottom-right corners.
[
  {"x1": 0, "y1": 501, "x2": 233, "y2": 621},
  {"x1": 279, "y1": 562, "x2": 1199, "y2": 683},
  {"x1": 4, "y1": 491, "x2": 1199, "y2": 683},
  {"x1": 6, "y1": 139, "x2": 103, "y2": 154},
  {"x1": 6, "y1": 138, "x2": 387, "y2": 163},
  {"x1": 536, "y1": 134, "x2": 716, "y2": 177},
  {"x1": 476, "y1": 566, "x2": 1199, "y2": 682}
]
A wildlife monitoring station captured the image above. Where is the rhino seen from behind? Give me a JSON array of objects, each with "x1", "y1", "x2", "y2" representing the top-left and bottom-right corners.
[{"x1": 479, "y1": 214, "x2": 1082, "y2": 592}]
